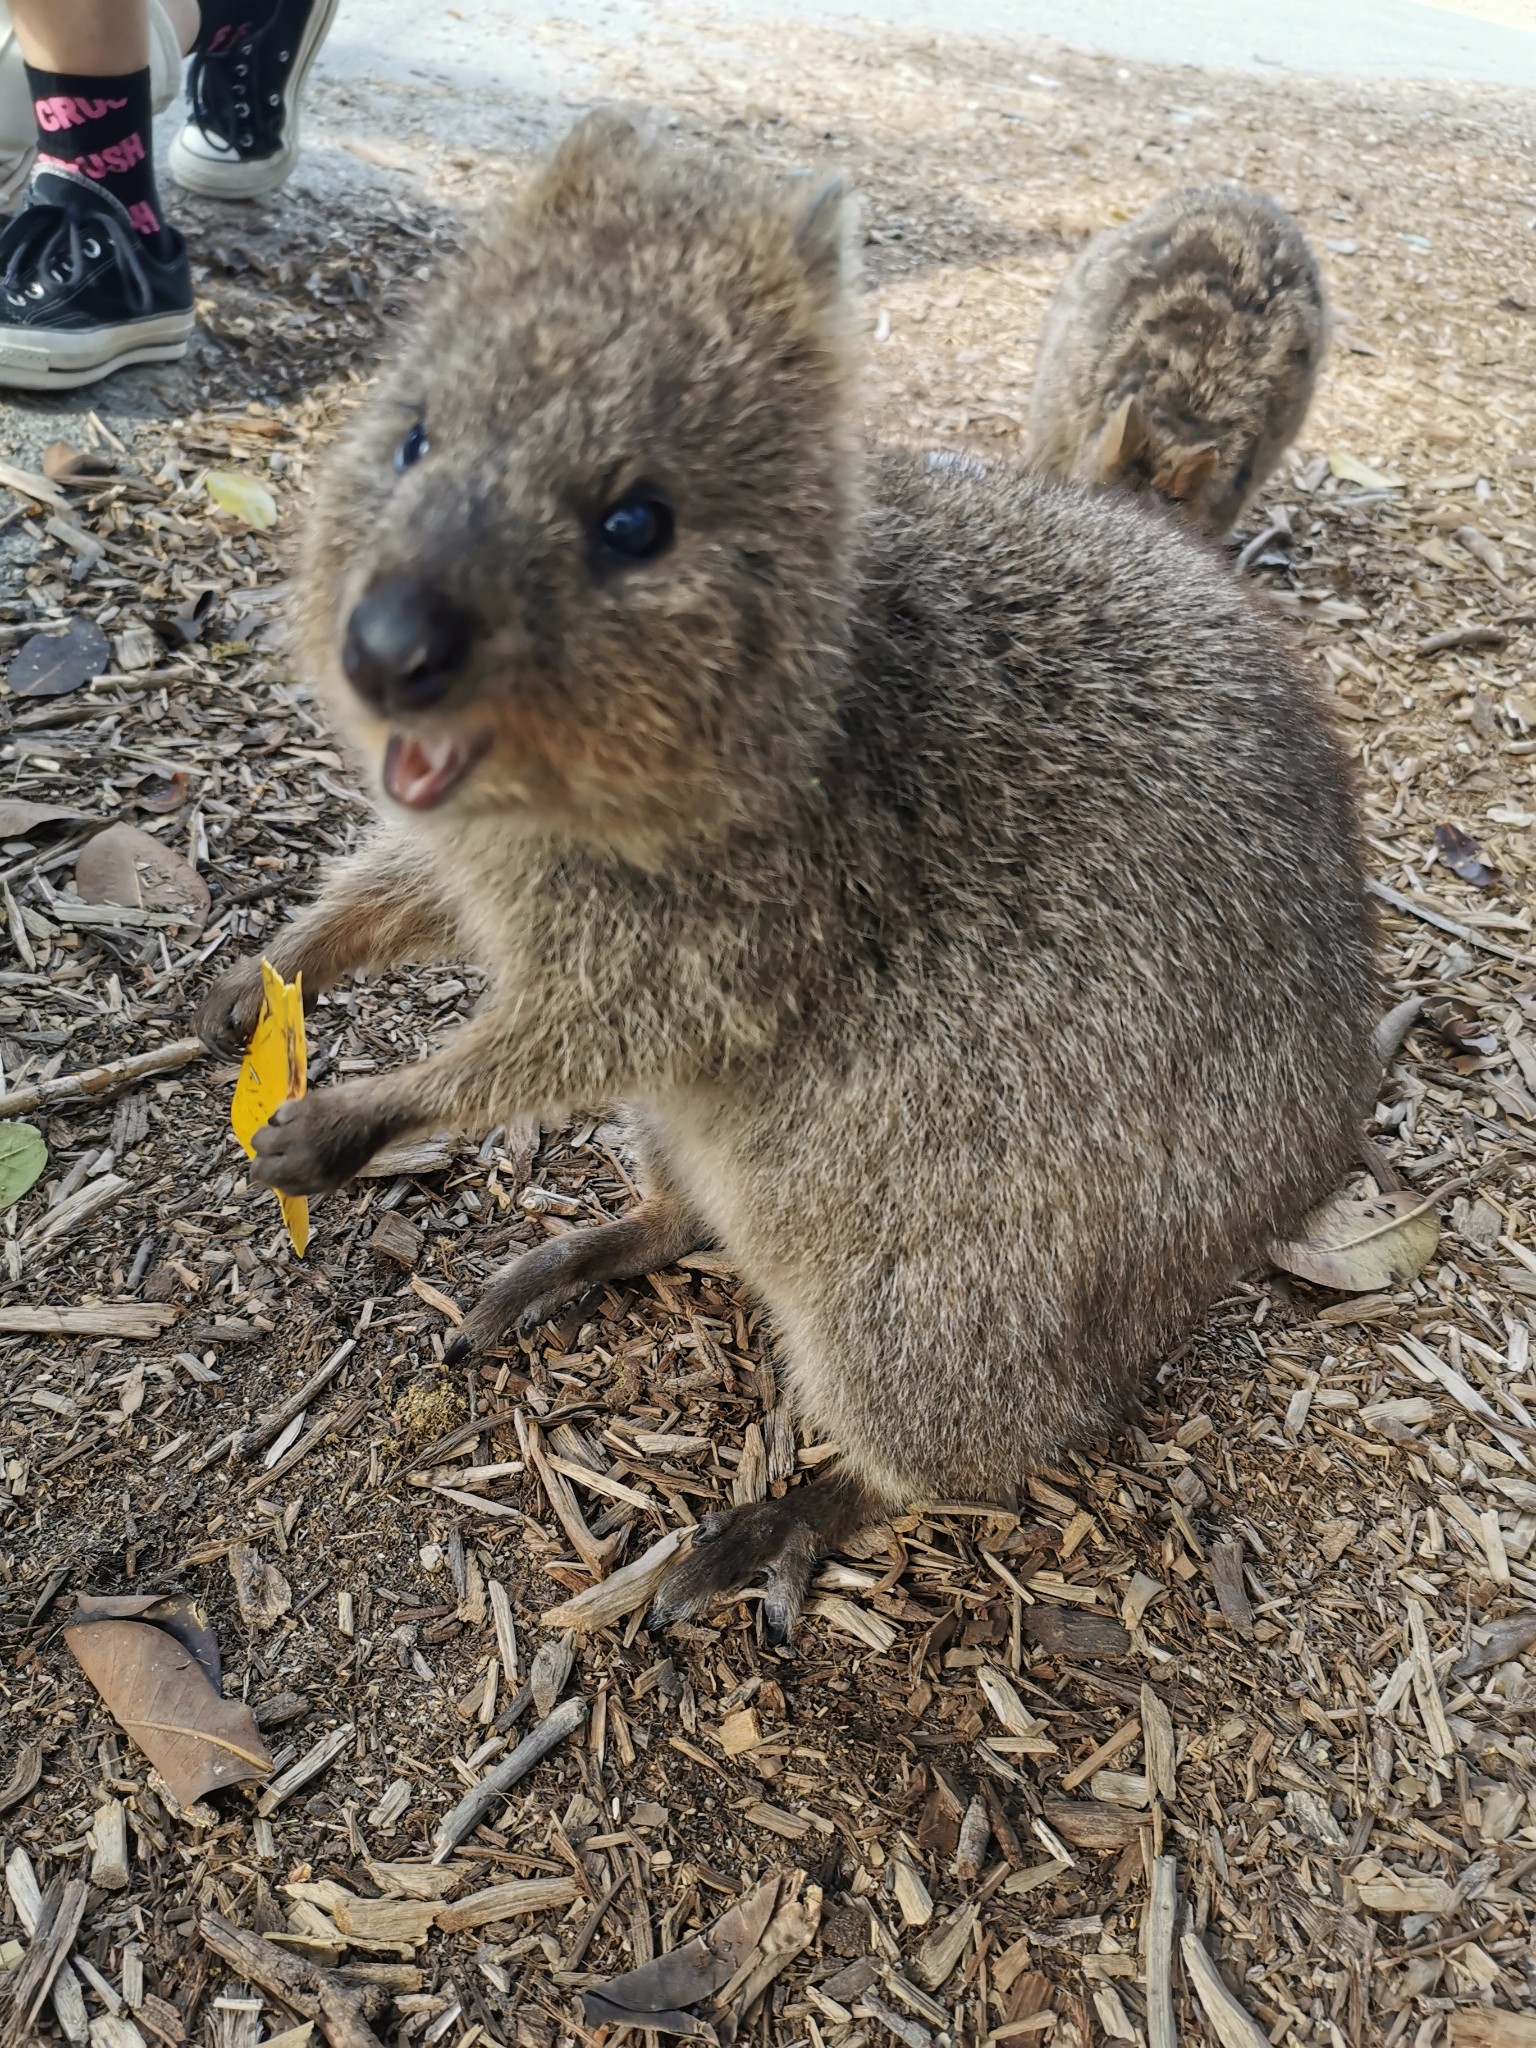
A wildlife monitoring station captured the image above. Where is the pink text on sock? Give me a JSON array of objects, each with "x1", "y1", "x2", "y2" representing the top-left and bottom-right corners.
[
  {"x1": 37, "y1": 131, "x2": 147, "y2": 181},
  {"x1": 33, "y1": 94, "x2": 129, "y2": 132}
]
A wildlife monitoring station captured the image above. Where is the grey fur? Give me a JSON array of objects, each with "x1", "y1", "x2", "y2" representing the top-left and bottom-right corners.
[
  {"x1": 198, "y1": 122, "x2": 1374, "y2": 1616},
  {"x1": 1028, "y1": 184, "x2": 1327, "y2": 535}
]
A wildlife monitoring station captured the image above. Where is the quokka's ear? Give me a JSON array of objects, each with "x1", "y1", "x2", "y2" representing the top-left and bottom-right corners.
[
  {"x1": 542, "y1": 108, "x2": 650, "y2": 200},
  {"x1": 1162, "y1": 443, "x2": 1220, "y2": 504},
  {"x1": 1090, "y1": 393, "x2": 1151, "y2": 483},
  {"x1": 790, "y1": 175, "x2": 860, "y2": 305}
]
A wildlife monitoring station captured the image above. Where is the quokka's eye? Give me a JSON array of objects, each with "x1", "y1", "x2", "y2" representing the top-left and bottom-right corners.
[
  {"x1": 394, "y1": 421, "x2": 430, "y2": 474},
  {"x1": 594, "y1": 488, "x2": 675, "y2": 565}
]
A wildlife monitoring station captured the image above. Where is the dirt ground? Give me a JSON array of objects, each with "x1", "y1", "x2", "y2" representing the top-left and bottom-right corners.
[{"x1": 2, "y1": 17, "x2": 1536, "y2": 2048}]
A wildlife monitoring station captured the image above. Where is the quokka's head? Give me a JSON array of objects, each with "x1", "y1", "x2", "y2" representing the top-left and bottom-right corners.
[
  {"x1": 1084, "y1": 393, "x2": 1231, "y2": 535},
  {"x1": 300, "y1": 113, "x2": 863, "y2": 857}
]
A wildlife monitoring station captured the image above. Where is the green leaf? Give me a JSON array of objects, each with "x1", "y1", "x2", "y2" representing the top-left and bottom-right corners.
[
  {"x1": 1327, "y1": 450, "x2": 1404, "y2": 491},
  {"x1": 0, "y1": 1122, "x2": 47, "y2": 1210},
  {"x1": 205, "y1": 469, "x2": 278, "y2": 530}
]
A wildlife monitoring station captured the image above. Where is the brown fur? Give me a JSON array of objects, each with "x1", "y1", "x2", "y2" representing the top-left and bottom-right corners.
[
  {"x1": 1027, "y1": 185, "x2": 1327, "y2": 536},
  {"x1": 199, "y1": 119, "x2": 1374, "y2": 1629}
]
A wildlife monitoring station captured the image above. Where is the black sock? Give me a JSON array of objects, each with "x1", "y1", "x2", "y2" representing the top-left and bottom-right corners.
[{"x1": 25, "y1": 65, "x2": 167, "y2": 239}]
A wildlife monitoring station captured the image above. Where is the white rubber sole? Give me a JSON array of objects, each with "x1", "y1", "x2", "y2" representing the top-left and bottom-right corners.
[
  {"x1": 166, "y1": 0, "x2": 340, "y2": 198},
  {"x1": 0, "y1": 309, "x2": 193, "y2": 390}
]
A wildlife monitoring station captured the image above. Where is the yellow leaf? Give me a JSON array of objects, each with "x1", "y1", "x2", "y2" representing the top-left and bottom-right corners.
[
  {"x1": 1326, "y1": 451, "x2": 1404, "y2": 491},
  {"x1": 205, "y1": 469, "x2": 278, "y2": 529},
  {"x1": 231, "y1": 959, "x2": 309, "y2": 1257}
]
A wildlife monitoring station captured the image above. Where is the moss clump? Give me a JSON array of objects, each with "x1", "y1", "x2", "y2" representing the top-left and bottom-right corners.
[{"x1": 391, "y1": 1379, "x2": 465, "y2": 1448}]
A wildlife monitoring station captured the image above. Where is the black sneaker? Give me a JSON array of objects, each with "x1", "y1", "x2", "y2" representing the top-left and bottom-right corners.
[
  {"x1": 168, "y1": 0, "x2": 340, "y2": 199},
  {"x1": 0, "y1": 169, "x2": 193, "y2": 391}
]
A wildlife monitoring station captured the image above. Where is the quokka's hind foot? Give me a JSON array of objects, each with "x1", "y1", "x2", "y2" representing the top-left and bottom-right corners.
[
  {"x1": 445, "y1": 1190, "x2": 706, "y2": 1364},
  {"x1": 647, "y1": 1470, "x2": 884, "y2": 1644}
]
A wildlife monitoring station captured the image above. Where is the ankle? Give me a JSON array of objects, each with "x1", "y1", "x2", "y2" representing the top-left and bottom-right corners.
[{"x1": 23, "y1": 64, "x2": 168, "y2": 239}]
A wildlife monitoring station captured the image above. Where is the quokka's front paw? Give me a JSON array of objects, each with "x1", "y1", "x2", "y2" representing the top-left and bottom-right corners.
[
  {"x1": 250, "y1": 1092, "x2": 390, "y2": 1195},
  {"x1": 195, "y1": 956, "x2": 270, "y2": 1061}
]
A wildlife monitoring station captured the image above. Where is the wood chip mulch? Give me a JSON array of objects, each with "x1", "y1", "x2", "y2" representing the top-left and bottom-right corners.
[{"x1": 1, "y1": 19, "x2": 1534, "y2": 2048}]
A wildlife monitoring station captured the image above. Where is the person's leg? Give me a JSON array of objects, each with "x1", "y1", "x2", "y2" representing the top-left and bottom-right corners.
[
  {"x1": 169, "y1": 0, "x2": 339, "y2": 198},
  {"x1": 0, "y1": 0, "x2": 189, "y2": 217},
  {"x1": 10, "y1": 0, "x2": 168, "y2": 239},
  {"x1": 0, "y1": 0, "x2": 192, "y2": 388},
  {"x1": 9, "y1": 0, "x2": 151, "y2": 73}
]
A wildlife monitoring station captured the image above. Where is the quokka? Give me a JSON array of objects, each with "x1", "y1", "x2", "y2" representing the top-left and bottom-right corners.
[
  {"x1": 1028, "y1": 184, "x2": 1327, "y2": 536},
  {"x1": 199, "y1": 120, "x2": 1373, "y2": 1633}
]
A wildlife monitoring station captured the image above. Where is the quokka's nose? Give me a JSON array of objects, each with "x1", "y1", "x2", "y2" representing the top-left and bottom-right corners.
[{"x1": 342, "y1": 576, "x2": 473, "y2": 712}]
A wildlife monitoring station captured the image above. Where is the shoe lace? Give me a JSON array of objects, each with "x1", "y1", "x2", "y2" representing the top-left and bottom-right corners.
[
  {"x1": 186, "y1": 13, "x2": 289, "y2": 158},
  {"x1": 1, "y1": 198, "x2": 154, "y2": 313}
]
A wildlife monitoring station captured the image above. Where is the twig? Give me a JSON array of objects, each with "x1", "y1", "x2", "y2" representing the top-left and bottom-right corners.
[
  {"x1": 0, "y1": 1037, "x2": 204, "y2": 1118},
  {"x1": 492, "y1": 1681, "x2": 534, "y2": 1736},
  {"x1": 199, "y1": 1912, "x2": 383, "y2": 2048},
  {"x1": 1059, "y1": 1717, "x2": 1140, "y2": 1793},
  {"x1": 256, "y1": 1724, "x2": 355, "y2": 1818},
  {"x1": 1392, "y1": 1333, "x2": 1536, "y2": 1467},
  {"x1": 1358, "y1": 1134, "x2": 1407, "y2": 1194},
  {"x1": 243, "y1": 1396, "x2": 371, "y2": 1497},
  {"x1": 3, "y1": 1855, "x2": 87, "y2": 2046},
  {"x1": 1235, "y1": 521, "x2": 1289, "y2": 574},
  {"x1": 526, "y1": 1427, "x2": 621, "y2": 1578},
  {"x1": 241, "y1": 1340, "x2": 357, "y2": 1461},
  {"x1": 560, "y1": 1869, "x2": 631, "y2": 1972},
  {"x1": 1366, "y1": 879, "x2": 1536, "y2": 968},
  {"x1": 1417, "y1": 625, "x2": 1508, "y2": 656},
  {"x1": 1146, "y1": 1857, "x2": 1178, "y2": 2048},
  {"x1": 430, "y1": 1696, "x2": 587, "y2": 1862}
]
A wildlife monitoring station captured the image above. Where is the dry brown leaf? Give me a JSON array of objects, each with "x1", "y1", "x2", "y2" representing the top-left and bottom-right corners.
[
  {"x1": 63, "y1": 1594, "x2": 271, "y2": 1806},
  {"x1": 132, "y1": 770, "x2": 193, "y2": 815},
  {"x1": 1452, "y1": 1611, "x2": 1536, "y2": 1678},
  {"x1": 1270, "y1": 1187, "x2": 1440, "y2": 1292},
  {"x1": 228, "y1": 1543, "x2": 292, "y2": 1631},
  {"x1": 7, "y1": 619, "x2": 109, "y2": 699},
  {"x1": 0, "y1": 799, "x2": 100, "y2": 840},
  {"x1": 75, "y1": 823, "x2": 210, "y2": 929},
  {"x1": 583, "y1": 1872, "x2": 781, "y2": 2033},
  {"x1": 43, "y1": 440, "x2": 118, "y2": 486},
  {"x1": 1434, "y1": 820, "x2": 1500, "y2": 888}
]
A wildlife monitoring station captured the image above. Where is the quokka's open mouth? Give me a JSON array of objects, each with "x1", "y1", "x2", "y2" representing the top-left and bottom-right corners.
[{"x1": 382, "y1": 729, "x2": 490, "y2": 810}]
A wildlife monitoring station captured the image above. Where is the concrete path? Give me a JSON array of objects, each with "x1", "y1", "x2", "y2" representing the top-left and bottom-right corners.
[{"x1": 317, "y1": 0, "x2": 1536, "y2": 94}]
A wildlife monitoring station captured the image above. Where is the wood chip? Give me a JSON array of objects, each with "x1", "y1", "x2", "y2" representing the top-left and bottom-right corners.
[
  {"x1": 1146, "y1": 1857, "x2": 1177, "y2": 2048},
  {"x1": 1140, "y1": 1684, "x2": 1177, "y2": 1804},
  {"x1": 1180, "y1": 1932, "x2": 1270, "y2": 2048},
  {"x1": 0, "y1": 1305, "x2": 178, "y2": 1338},
  {"x1": 1206, "y1": 1540, "x2": 1253, "y2": 1634},
  {"x1": 256, "y1": 1724, "x2": 354, "y2": 1817},
  {"x1": 435, "y1": 1878, "x2": 580, "y2": 1934}
]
